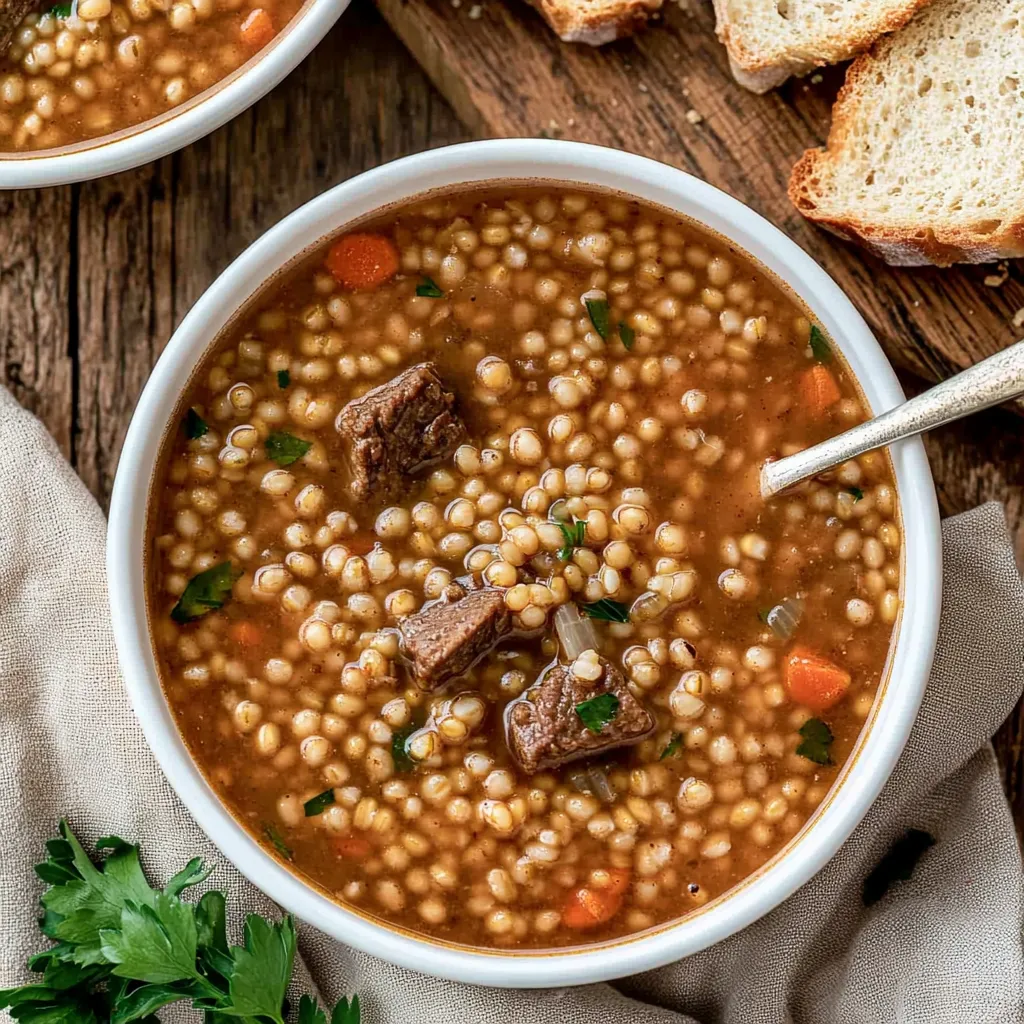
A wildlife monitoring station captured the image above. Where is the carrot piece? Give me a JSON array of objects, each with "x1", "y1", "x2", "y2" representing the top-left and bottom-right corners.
[
  {"x1": 784, "y1": 645, "x2": 852, "y2": 712},
  {"x1": 325, "y1": 233, "x2": 399, "y2": 291},
  {"x1": 229, "y1": 620, "x2": 263, "y2": 647},
  {"x1": 333, "y1": 835, "x2": 372, "y2": 858},
  {"x1": 799, "y1": 364, "x2": 842, "y2": 417},
  {"x1": 240, "y1": 8, "x2": 274, "y2": 48},
  {"x1": 561, "y1": 869, "x2": 630, "y2": 929}
]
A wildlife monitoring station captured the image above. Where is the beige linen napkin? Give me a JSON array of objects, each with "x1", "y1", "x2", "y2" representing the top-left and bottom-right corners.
[{"x1": 2, "y1": 383, "x2": 1023, "y2": 1024}]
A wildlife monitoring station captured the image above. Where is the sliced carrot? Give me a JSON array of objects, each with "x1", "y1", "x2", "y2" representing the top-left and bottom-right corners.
[
  {"x1": 229, "y1": 620, "x2": 263, "y2": 647},
  {"x1": 784, "y1": 645, "x2": 852, "y2": 712},
  {"x1": 561, "y1": 869, "x2": 630, "y2": 930},
  {"x1": 333, "y1": 835, "x2": 372, "y2": 858},
  {"x1": 240, "y1": 8, "x2": 274, "y2": 48},
  {"x1": 325, "y1": 233, "x2": 399, "y2": 291},
  {"x1": 799, "y1": 364, "x2": 842, "y2": 418}
]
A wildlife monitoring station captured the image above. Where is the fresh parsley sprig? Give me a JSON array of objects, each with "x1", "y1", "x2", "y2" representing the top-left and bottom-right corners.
[{"x1": 0, "y1": 821, "x2": 359, "y2": 1024}]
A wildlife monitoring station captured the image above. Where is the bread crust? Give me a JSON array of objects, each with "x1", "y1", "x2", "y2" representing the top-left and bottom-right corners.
[
  {"x1": 714, "y1": 0, "x2": 933, "y2": 89},
  {"x1": 789, "y1": 47, "x2": 1024, "y2": 267},
  {"x1": 527, "y1": 0, "x2": 662, "y2": 45}
]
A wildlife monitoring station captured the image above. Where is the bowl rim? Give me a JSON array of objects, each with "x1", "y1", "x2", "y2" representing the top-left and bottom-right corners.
[
  {"x1": 107, "y1": 137, "x2": 942, "y2": 988},
  {"x1": 0, "y1": 0, "x2": 350, "y2": 189}
]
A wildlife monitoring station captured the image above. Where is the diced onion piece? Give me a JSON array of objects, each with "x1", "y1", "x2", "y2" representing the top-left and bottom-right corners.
[
  {"x1": 767, "y1": 597, "x2": 804, "y2": 642},
  {"x1": 555, "y1": 603, "x2": 600, "y2": 661}
]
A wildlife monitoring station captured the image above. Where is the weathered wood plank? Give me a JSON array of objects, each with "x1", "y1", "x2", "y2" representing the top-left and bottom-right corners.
[
  {"x1": 375, "y1": 0, "x2": 1024, "y2": 391},
  {"x1": 0, "y1": 188, "x2": 74, "y2": 458}
]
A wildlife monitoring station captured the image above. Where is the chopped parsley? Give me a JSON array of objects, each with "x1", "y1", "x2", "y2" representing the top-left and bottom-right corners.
[
  {"x1": 846, "y1": 486, "x2": 865, "y2": 501},
  {"x1": 49, "y1": 2, "x2": 72, "y2": 16},
  {"x1": 584, "y1": 296, "x2": 611, "y2": 339},
  {"x1": 183, "y1": 407, "x2": 208, "y2": 439},
  {"x1": 265, "y1": 431, "x2": 312, "y2": 466},
  {"x1": 575, "y1": 692, "x2": 620, "y2": 734},
  {"x1": 757, "y1": 607, "x2": 772, "y2": 624},
  {"x1": 557, "y1": 518, "x2": 586, "y2": 561},
  {"x1": 581, "y1": 598, "x2": 630, "y2": 624},
  {"x1": 303, "y1": 789, "x2": 335, "y2": 817},
  {"x1": 618, "y1": 320, "x2": 635, "y2": 351},
  {"x1": 391, "y1": 724, "x2": 417, "y2": 773},
  {"x1": 170, "y1": 561, "x2": 240, "y2": 623},
  {"x1": 863, "y1": 829, "x2": 936, "y2": 906},
  {"x1": 659, "y1": 733, "x2": 682, "y2": 760},
  {"x1": 809, "y1": 323, "x2": 832, "y2": 363},
  {"x1": 795, "y1": 717, "x2": 834, "y2": 765},
  {"x1": 263, "y1": 822, "x2": 293, "y2": 860},
  {"x1": 277, "y1": 369, "x2": 290, "y2": 389},
  {"x1": 0, "y1": 822, "x2": 360, "y2": 1024},
  {"x1": 415, "y1": 277, "x2": 444, "y2": 298}
]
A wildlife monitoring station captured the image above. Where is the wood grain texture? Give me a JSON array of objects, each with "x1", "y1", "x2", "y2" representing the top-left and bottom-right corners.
[
  {"x1": 1, "y1": 0, "x2": 1021, "y2": 832},
  {"x1": 374, "y1": 0, "x2": 1024, "y2": 392}
]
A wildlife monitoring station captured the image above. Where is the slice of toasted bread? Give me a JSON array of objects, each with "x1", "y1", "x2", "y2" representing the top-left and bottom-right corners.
[
  {"x1": 527, "y1": 0, "x2": 662, "y2": 45},
  {"x1": 790, "y1": 0, "x2": 1024, "y2": 266},
  {"x1": 713, "y1": 0, "x2": 933, "y2": 93}
]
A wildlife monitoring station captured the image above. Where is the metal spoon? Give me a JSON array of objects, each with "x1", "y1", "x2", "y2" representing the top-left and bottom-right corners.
[{"x1": 761, "y1": 340, "x2": 1024, "y2": 499}]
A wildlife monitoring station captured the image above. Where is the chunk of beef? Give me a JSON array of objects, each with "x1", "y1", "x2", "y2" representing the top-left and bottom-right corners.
[
  {"x1": 1, "y1": 0, "x2": 40, "y2": 50},
  {"x1": 397, "y1": 584, "x2": 511, "y2": 691},
  {"x1": 506, "y1": 657, "x2": 654, "y2": 774},
  {"x1": 335, "y1": 362, "x2": 465, "y2": 503}
]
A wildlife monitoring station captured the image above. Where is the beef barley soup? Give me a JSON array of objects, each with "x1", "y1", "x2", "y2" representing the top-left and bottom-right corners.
[
  {"x1": 0, "y1": 0, "x2": 302, "y2": 151},
  {"x1": 147, "y1": 186, "x2": 902, "y2": 949}
]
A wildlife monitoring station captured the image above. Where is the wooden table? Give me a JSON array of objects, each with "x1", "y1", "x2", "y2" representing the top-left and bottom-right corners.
[{"x1": 2, "y1": 0, "x2": 1021, "y2": 833}]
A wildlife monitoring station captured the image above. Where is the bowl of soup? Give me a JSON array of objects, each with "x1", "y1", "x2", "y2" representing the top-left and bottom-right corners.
[
  {"x1": 107, "y1": 138, "x2": 941, "y2": 986},
  {"x1": 0, "y1": 0, "x2": 349, "y2": 186}
]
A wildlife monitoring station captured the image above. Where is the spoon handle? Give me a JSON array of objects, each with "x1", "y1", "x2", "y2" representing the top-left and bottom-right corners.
[{"x1": 761, "y1": 339, "x2": 1024, "y2": 499}]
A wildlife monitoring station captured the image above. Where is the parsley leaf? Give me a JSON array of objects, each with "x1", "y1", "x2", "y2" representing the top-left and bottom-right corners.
[
  {"x1": 276, "y1": 369, "x2": 290, "y2": 389},
  {"x1": 415, "y1": 277, "x2": 444, "y2": 298},
  {"x1": 99, "y1": 894, "x2": 200, "y2": 984},
  {"x1": 222, "y1": 915, "x2": 296, "y2": 1023},
  {"x1": 846, "y1": 486, "x2": 864, "y2": 501},
  {"x1": 265, "y1": 431, "x2": 312, "y2": 467},
  {"x1": 391, "y1": 724, "x2": 417, "y2": 773},
  {"x1": 618, "y1": 321, "x2": 635, "y2": 351},
  {"x1": 49, "y1": 2, "x2": 72, "y2": 15},
  {"x1": 557, "y1": 518, "x2": 586, "y2": 561},
  {"x1": 262, "y1": 824, "x2": 292, "y2": 861},
  {"x1": 170, "y1": 562, "x2": 240, "y2": 624},
  {"x1": 581, "y1": 598, "x2": 630, "y2": 624},
  {"x1": 795, "y1": 717, "x2": 833, "y2": 764},
  {"x1": 575, "y1": 692, "x2": 620, "y2": 734},
  {"x1": 183, "y1": 408, "x2": 208, "y2": 440},
  {"x1": 300, "y1": 993, "x2": 329, "y2": 1024},
  {"x1": 584, "y1": 296, "x2": 611, "y2": 339},
  {"x1": 659, "y1": 733, "x2": 682, "y2": 760},
  {"x1": 863, "y1": 829, "x2": 936, "y2": 906},
  {"x1": 303, "y1": 789, "x2": 335, "y2": 817},
  {"x1": 332, "y1": 994, "x2": 361, "y2": 1024},
  {"x1": 809, "y1": 324, "x2": 832, "y2": 363}
]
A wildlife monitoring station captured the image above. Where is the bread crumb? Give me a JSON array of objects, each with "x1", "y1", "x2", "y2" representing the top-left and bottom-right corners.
[
  {"x1": 468, "y1": 3, "x2": 482, "y2": 17},
  {"x1": 1012, "y1": 307, "x2": 1024, "y2": 329},
  {"x1": 810, "y1": 73, "x2": 823, "y2": 84},
  {"x1": 638, "y1": 82, "x2": 649, "y2": 93},
  {"x1": 984, "y1": 262, "x2": 1009, "y2": 288},
  {"x1": 685, "y1": 109, "x2": 703, "y2": 125}
]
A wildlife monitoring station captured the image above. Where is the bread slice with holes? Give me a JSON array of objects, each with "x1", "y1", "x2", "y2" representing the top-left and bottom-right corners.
[
  {"x1": 712, "y1": 0, "x2": 934, "y2": 92},
  {"x1": 527, "y1": 0, "x2": 662, "y2": 45},
  {"x1": 789, "y1": 0, "x2": 1024, "y2": 266}
]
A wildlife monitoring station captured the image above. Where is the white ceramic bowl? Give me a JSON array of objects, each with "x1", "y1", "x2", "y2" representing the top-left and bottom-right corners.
[
  {"x1": 0, "y1": 0, "x2": 349, "y2": 189},
  {"x1": 107, "y1": 138, "x2": 942, "y2": 988}
]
